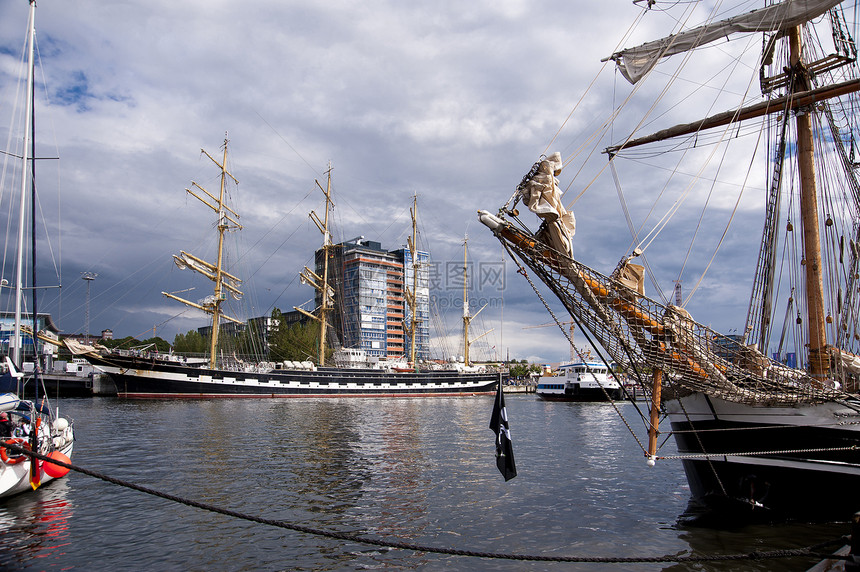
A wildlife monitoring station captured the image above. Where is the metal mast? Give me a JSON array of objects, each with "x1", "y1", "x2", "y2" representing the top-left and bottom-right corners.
[{"x1": 12, "y1": 0, "x2": 36, "y2": 368}]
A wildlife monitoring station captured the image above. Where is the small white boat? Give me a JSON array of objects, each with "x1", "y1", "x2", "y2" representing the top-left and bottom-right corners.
[
  {"x1": 536, "y1": 362, "x2": 623, "y2": 402},
  {"x1": 0, "y1": 397, "x2": 74, "y2": 499}
]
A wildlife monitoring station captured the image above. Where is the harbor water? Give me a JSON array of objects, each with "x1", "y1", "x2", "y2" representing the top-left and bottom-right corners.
[{"x1": 0, "y1": 396, "x2": 846, "y2": 570}]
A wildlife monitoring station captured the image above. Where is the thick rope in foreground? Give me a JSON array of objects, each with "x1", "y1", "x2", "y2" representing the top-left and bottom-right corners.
[{"x1": 10, "y1": 444, "x2": 850, "y2": 564}]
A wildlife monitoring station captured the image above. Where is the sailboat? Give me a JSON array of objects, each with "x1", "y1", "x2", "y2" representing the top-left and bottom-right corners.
[
  {"x1": 78, "y1": 153, "x2": 500, "y2": 397},
  {"x1": 481, "y1": 0, "x2": 860, "y2": 519},
  {"x1": 0, "y1": 0, "x2": 75, "y2": 498}
]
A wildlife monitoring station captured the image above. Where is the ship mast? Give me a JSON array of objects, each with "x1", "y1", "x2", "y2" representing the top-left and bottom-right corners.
[
  {"x1": 462, "y1": 236, "x2": 493, "y2": 367},
  {"x1": 463, "y1": 237, "x2": 470, "y2": 366},
  {"x1": 295, "y1": 165, "x2": 334, "y2": 366},
  {"x1": 406, "y1": 193, "x2": 419, "y2": 365},
  {"x1": 208, "y1": 141, "x2": 231, "y2": 365},
  {"x1": 790, "y1": 26, "x2": 829, "y2": 381},
  {"x1": 603, "y1": 19, "x2": 848, "y2": 381},
  {"x1": 162, "y1": 136, "x2": 243, "y2": 369}
]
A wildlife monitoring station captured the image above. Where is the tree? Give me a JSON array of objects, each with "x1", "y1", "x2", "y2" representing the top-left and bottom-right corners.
[
  {"x1": 268, "y1": 309, "x2": 321, "y2": 363},
  {"x1": 97, "y1": 336, "x2": 139, "y2": 350},
  {"x1": 173, "y1": 330, "x2": 208, "y2": 354},
  {"x1": 141, "y1": 336, "x2": 171, "y2": 353}
]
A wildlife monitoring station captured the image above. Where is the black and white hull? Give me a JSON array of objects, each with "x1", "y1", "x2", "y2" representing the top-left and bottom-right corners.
[
  {"x1": 667, "y1": 393, "x2": 860, "y2": 519},
  {"x1": 85, "y1": 353, "x2": 500, "y2": 398},
  {"x1": 535, "y1": 361, "x2": 623, "y2": 402},
  {"x1": 535, "y1": 384, "x2": 623, "y2": 402}
]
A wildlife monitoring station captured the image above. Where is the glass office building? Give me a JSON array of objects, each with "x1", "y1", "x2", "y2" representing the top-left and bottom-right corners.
[{"x1": 318, "y1": 238, "x2": 430, "y2": 360}]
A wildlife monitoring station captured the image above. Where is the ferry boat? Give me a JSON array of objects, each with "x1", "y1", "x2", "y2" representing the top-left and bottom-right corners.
[{"x1": 536, "y1": 362, "x2": 623, "y2": 402}]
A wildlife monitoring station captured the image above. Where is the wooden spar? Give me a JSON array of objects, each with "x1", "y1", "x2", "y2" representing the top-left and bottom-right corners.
[
  {"x1": 163, "y1": 292, "x2": 243, "y2": 324},
  {"x1": 604, "y1": 78, "x2": 860, "y2": 155},
  {"x1": 291, "y1": 167, "x2": 334, "y2": 366},
  {"x1": 647, "y1": 368, "x2": 663, "y2": 463},
  {"x1": 790, "y1": 27, "x2": 829, "y2": 381},
  {"x1": 463, "y1": 237, "x2": 470, "y2": 366},
  {"x1": 208, "y1": 138, "x2": 230, "y2": 369},
  {"x1": 163, "y1": 138, "x2": 243, "y2": 368},
  {"x1": 408, "y1": 194, "x2": 418, "y2": 365},
  {"x1": 318, "y1": 168, "x2": 333, "y2": 366},
  {"x1": 296, "y1": 167, "x2": 334, "y2": 365}
]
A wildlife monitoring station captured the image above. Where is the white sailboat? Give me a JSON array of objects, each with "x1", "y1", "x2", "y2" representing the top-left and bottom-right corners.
[
  {"x1": 481, "y1": 0, "x2": 860, "y2": 519},
  {"x1": 0, "y1": 0, "x2": 75, "y2": 498}
]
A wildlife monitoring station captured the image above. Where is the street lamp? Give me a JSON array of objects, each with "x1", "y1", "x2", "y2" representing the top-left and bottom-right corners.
[{"x1": 81, "y1": 272, "x2": 97, "y2": 344}]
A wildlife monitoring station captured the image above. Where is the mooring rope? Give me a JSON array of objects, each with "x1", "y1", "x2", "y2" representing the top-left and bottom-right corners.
[{"x1": 4, "y1": 443, "x2": 850, "y2": 564}]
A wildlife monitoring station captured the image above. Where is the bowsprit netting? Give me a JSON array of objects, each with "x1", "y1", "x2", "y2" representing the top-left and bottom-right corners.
[{"x1": 489, "y1": 216, "x2": 848, "y2": 406}]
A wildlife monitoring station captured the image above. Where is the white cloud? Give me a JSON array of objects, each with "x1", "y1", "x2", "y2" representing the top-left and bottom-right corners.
[{"x1": 0, "y1": 0, "x2": 813, "y2": 364}]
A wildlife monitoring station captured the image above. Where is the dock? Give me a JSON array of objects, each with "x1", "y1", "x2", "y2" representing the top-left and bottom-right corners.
[{"x1": 504, "y1": 383, "x2": 535, "y2": 394}]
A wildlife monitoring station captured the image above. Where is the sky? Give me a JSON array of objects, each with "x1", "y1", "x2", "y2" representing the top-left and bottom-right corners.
[{"x1": 0, "y1": 0, "x2": 790, "y2": 364}]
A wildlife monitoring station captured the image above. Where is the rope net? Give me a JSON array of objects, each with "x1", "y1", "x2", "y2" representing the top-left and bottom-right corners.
[{"x1": 491, "y1": 218, "x2": 849, "y2": 406}]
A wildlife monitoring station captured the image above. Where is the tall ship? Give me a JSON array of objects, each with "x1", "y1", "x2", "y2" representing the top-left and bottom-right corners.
[
  {"x1": 480, "y1": 0, "x2": 860, "y2": 519},
  {"x1": 76, "y1": 142, "x2": 500, "y2": 397}
]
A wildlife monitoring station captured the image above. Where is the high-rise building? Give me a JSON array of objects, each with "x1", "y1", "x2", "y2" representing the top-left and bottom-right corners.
[{"x1": 317, "y1": 237, "x2": 430, "y2": 360}]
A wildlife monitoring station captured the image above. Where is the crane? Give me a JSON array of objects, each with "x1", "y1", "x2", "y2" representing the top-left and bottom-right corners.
[{"x1": 522, "y1": 320, "x2": 577, "y2": 361}]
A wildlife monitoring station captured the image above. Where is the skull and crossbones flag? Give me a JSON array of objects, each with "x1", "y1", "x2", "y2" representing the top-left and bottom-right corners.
[{"x1": 489, "y1": 380, "x2": 517, "y2": 481}]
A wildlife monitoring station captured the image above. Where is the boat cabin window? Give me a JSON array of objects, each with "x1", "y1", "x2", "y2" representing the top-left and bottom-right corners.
[{"x1": 570, "y1": 365, "x2": 606, "y2": 374}]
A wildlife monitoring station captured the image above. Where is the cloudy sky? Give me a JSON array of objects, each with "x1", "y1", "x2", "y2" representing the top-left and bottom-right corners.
[{"x1": 0, "y1": 0, "x2": 784, "y2": 364}]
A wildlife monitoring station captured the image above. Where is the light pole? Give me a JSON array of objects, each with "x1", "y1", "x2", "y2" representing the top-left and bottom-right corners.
[{"x1": 81, "y1": 272, "x2": 97, "y2": 344}]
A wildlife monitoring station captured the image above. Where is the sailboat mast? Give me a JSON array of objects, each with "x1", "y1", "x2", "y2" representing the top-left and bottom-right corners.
[
  {"x1": 207, "y1": 136, "x2": 230, "y2": 369},
  {"x1": 408, "y1": 194, "x2": 418, "y2": 365},
  {"x1": 29, "y1": 6, "x2": 39, "y2": 384},
  {"x1": 317, "y1": 166, "x2": 333, "y2": 366},
  {"x1": 13, "y1": 0, "x2": 36, "y2": 368},
  {"x1": 790, "y1": 26, "x2": 829, "y2": 380}
]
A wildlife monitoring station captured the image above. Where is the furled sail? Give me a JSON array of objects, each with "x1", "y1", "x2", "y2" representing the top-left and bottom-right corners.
[
  {"x1": 517, "y1": 152, "x2": 576, "y2": 258},
  {"x1": 606, "y1": 0, "x2": 842, "y2": 84}
]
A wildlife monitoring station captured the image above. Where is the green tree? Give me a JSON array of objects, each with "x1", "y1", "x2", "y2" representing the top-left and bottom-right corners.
[
  {"x1": 141, "y1": 336, "x2": 171, "y2": 353},
  {"x1": 268, "y1": 308, "x2": 321, "y2": 363},
  {"x1": 96, "y1": 335, "x2": 139, "y2": 350},
  {"x1": 173, "y1": 330, "x2": 208, "y2": 354},
  {"x1": 509, "y1": 362, "x2": 528, "y2": 378}
]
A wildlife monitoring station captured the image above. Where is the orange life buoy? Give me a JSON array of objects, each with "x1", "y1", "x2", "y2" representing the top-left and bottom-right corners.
[{"x1": 0, "y1": 438, "x2": 30, "y2": 464}]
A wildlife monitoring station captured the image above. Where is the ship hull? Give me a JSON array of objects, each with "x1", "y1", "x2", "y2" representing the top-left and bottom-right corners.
[
  {"x1": 0, "y1": 441, "x2": 74, "y2": 499},
  {"x1": 535, "y1": 388, "x2": 623, "y2": 402},
  {"x1": 667, "y1": 393, "x2": 860, "y2": 520},
  {"x1": 84, "y1": 353, "x2": 500, "y2": 398}
]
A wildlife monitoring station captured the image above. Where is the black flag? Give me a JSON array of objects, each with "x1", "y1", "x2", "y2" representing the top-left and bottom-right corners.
[{"x1": 489, "y1": 379, "x2": 517, "y2": 481}]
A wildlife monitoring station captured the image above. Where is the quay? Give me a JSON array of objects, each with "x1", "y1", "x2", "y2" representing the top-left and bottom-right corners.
[
  {"x1": 34, "y1": 360, "x2": 117, "y2": 397},
  {"x1": 503, "y1": 382, "x2": 535, "y2": 394}
]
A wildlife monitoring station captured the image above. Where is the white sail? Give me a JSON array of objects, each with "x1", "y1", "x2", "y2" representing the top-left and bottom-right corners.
[
  {"x1": 607, "y1": 0, "x2": 842, "y2": 84},
  {"x1": 518, "y1": 152, "x2": 576, "y2": 257}
]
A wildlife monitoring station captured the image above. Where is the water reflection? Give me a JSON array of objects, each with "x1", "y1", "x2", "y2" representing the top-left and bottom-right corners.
[
  {"x1": 0, "y1": 397, "x2": 846, "y2": 570},
  {"x1": 0, "y1": 478, "x2": 73, "y2": 570}
]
